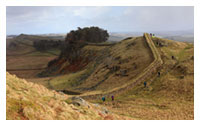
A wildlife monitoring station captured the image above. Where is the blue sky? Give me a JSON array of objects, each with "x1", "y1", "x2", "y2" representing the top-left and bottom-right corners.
[{"x1": 6, "y1": 6, "x2": 194, "y2": 35}]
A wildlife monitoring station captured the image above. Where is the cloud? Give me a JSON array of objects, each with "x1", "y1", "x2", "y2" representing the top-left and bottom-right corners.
[
  {"x1": 6, "y1": 6, "x2": 194, "y2": 35},
  {"x1": 73, "y1": 7, "x2": 111, "y2": 19}
]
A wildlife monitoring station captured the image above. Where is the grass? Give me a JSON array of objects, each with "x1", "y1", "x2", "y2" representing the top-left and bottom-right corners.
[
  {"x1": 7, "y1": 98, "x2": 39, "y2": 120},
  {"x1": 7, "y1": 72, "x2": 127, "y2": 120},
  {"x1": 7, "y1": 42, "x2": 58, "y2": 79},
  {"x1": 7, "y1": 34, "x2": 193, "y2": 120},
  {"x1": 104, "y1": 97, "x2": 193, "y2": 120},
  {"x1": 176, "y1": 44, "x2": 193, "y2": 62},
  {"x1": 98, "y1": 37, "x2": 194, "y2": 120},
  {"x1": 78, "y1": 36, "x2": 154, "y2": 93},
  {"x1": 86, "y1": 36, "x2": 193, "y2": 120},
  {"x1": 28, "y1": 49, "x2": 61, "y2": 57},
  {"x1": 49, "y1": 65, "x2": 95, "y2": 90}
]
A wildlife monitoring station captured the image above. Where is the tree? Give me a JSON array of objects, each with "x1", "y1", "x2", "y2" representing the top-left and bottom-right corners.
[{"x1": 60, "y1": 26, "x2": 109, "y2": 63}]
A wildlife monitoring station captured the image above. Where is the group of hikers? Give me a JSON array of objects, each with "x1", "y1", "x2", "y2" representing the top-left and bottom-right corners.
[
  {"x1": 102, "y1": 95, "x2": 114, "y2": 102},
  {"x1": 150, "y1": 33, "x2": 155, "y2": 38}
]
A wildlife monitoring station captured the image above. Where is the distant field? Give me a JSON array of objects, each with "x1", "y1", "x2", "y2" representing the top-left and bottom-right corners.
[
  {"x1": 164, "y1": 36, "x2": 194, "y2": 43},
  {"x1": 6, "y1": 35, "x2": 60, "y2": 79}
]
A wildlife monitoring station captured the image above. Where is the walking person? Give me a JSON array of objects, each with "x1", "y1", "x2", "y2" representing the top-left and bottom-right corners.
[
  {"x1": 102, "y1": 96, "x2": 106, "y2": 102},
  {"x1": 158, "y1": 72, "x2": 160, "y2": 77},
  {"x1": 152, "y1": 34, "x2": 155, "y2": 38},
  {"x1": 111, "y1": 95, "x2": 114, "y2": 101},
  {"x1": 144, "y1": 81, "x2": 147, "y2": 88}
]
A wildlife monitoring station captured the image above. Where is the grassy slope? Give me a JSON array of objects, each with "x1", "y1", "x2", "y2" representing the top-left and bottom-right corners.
[
  {"x1": 47, "y1": 37, "x2": 154, "y2": 93},
  {"x1": 7, "y1": 72, "x2": 129, "y2": 120},
  {"x1": 98, "y1": 37, "x2": 194, "y2": 120},
  {"x1": 83, "y1": 37, "x2": 153, "y2": 91},
  {"x1": 7, "y1": 35, "x2": 194, "y2": 120},
  {"x1": 7, "y1": 36, "x2": 153, "y2": 94}
]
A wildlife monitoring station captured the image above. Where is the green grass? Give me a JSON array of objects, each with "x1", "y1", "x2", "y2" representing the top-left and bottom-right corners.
[
  {"x1": 7, "y1": 35, "x2": 194, "y2": 120},
  {"x1": 28, "y1": 49, "x2": 60, "y2": 57},
  {"x1": 177, "y1": 44, "x2": 193, "y2": 62},
  {"x1": 90, "y1": 36, "x2": 194, "y2": 120},
  {"x1": 49, "y1": 64, "x2": 95, "y2": 90}
]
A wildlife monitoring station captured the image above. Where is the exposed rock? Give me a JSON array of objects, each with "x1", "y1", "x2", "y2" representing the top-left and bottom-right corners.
[
  {"x1": 71, "y1": 97, "x2": 90, "y2": 108},
  {"x1": 101, "y1": 107, "x2": 109, "y2": 114},
  {"x1": 93, "y1": 104, "x2": 110, "y2": 115}
]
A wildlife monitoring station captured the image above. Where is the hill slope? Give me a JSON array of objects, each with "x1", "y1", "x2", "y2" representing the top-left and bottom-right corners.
[
  {"x1": 99, "y1": 37, "x2": 194, "y2": 120},
  {"x1": 7, "y1": 72, "x2": 129, "y2": 120},
  {"x1": 42, "y1": 35, "x2": 155, "y2": 95},
  {"x1": 6, "y1": 33, "x2": 194, "y2": 120}
]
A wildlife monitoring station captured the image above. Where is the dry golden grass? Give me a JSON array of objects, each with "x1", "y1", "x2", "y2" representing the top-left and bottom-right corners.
[
  {"x1": 96, "y1": 38, "x2": 194, "y2": 120},
  {"x1": 76, "y1": 37, "x2": 154, "y2": 92},
  {"x1": 7, "y1": 36, "x2": 154, "y2": 94},
  {"x1": 6, "y1": 35, "x2": 193, "y2": 120},
  {"x1": 103, "y1": 97, "x2": 193, "y2": 120},
  {"x1": 7, "y1": 72, "x2": 129, "y2": 120}
]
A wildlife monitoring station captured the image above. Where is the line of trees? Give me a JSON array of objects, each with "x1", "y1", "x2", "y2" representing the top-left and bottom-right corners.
[
  {"x1": 60, "y1": 26, "x2": 109, "y2": 63},
  {"x1": 33, "y1": 40, "x2": 63, "y2": 51},
  {"x1": 66, "y1": 26, "x2": 109, "y2": 44}
]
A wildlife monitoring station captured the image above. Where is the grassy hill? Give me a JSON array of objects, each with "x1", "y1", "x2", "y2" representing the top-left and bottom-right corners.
[
  {"x1": 6, "y1": 33, "x2": 194, "y2": 120},
  {"x1": 7, "y1": 72, "x2": 130, "y2": 120},
  {"x1": 40, "y1": 36, "x2": 154, "y2": 94},
  {"x1": 98, "y1": 37, "x2": 194, "y2": 119}
]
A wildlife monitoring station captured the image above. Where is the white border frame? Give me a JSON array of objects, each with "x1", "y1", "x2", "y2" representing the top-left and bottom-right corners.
[{"x1": 0, "y1": 0, "x2": 199, "y2": 125}]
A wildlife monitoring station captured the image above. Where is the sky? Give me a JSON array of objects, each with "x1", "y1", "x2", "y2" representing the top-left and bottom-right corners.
[{"x1": 6, "y1": 6, "x2": 194, "y2": 35}]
